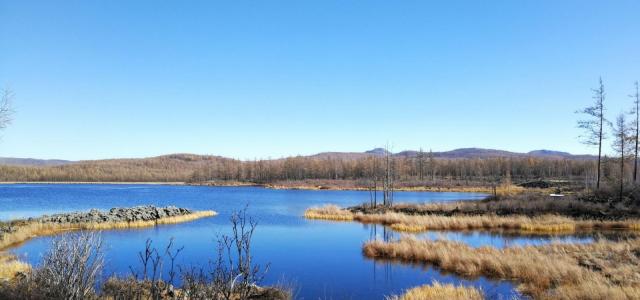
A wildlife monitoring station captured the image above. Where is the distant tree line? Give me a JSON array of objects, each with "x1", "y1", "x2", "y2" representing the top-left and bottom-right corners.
[{"x1": 0, "y1": 153, "x2": 594, "y2": 184}]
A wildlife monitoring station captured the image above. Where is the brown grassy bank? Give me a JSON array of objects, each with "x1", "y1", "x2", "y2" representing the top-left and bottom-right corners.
[
  {"x1": 0, "y1": 210, "x2": 216, "y2": 281},
  {"x1": 389, "y1": 282, "x2": 484, "y2": 300},
  {"x1": 351, "y1": 192, "x2": 640, "y2": 220},
  {"x1": 266, "y1": 179, "x2": 523, "y2": 194},
  {"x1": 0, "y1": 253, "x2": 30, "y2": 280},
  {"x1": 363, "y1": 237, "x2": 640, "y2": 299},
  {"x1": 0, "y1": 210, "x2": 216, "y2": 251},
  {"x1": 305, "y1": 205, "x2": 640, "y2": 234}
]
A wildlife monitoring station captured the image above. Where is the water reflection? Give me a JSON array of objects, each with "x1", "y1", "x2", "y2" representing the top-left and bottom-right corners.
[{"x1": 360, "y1": 222, "x2": 632, "y2": 248}]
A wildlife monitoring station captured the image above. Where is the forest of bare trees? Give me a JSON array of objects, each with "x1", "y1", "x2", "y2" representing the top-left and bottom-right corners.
[{"x1": 0, "y1": 152, "x2": 595, "y2": 185}]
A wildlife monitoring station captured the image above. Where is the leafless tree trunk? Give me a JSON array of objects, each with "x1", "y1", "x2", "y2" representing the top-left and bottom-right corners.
[
  {"x1": 630, "y1": 81, "x2": 640, "y2": 183},
  {"x1": 382, "y1": 144, "x2": 394, "y2": 206},
  {"x1": 612, "y1": 113, "x2": 631, "y2": 202},
  {"x1": 417, "y1": 148, "x2": 424, "y2": 181},
  {"x1": 577, "y1": 78, "x2": 608, "y2": 189},
  {"x1": 0, "y1": 89, "x2": 14, "y2": 131}
]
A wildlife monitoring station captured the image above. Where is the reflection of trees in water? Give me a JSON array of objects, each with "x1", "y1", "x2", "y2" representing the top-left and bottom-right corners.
[
  {"x1": 365, "y1": 223, "x2": 395, "y2": 242},
  {"x1": 366, "y1": 223, "x2": 394, "y2": 284}
]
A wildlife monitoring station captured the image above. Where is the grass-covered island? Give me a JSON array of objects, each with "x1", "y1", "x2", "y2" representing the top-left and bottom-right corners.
[
  {"x1": 0, "y1": 206, "x2": 291, "y2": 300},
  {"x1": 305, "y1": 189, "x2": 640, "y2": 300}
]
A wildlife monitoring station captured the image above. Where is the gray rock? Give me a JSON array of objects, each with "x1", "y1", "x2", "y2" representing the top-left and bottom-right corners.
[{"x1": 34, "y1": 205, "x2": 194, "y2": 224}]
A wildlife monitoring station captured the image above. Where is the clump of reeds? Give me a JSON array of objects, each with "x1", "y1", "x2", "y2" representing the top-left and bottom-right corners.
[
  {"x1": 305, "y1": 203, "x2": 640, "y2": 234},
  {"x1": 354, "y1": 212, "x2": 640, "y2": 234},
  {"x1": 377, "y1": 192, "x2": 640, "y2": 221},
  {"x1": 0, "y1": 210, "x2": 217, "y2": 250},
  {"x1": 364, "y1": 237, "x2": 640, "y2": 299},
  {"x1": 304, "y1": 205, "x2": 354, "y2": 221},
  {"x1": 389, "y1": 282, "x2": 484, "y2": 300},
  {"x1": 0, "y1": 253, "x2": 30, "y2": 280}
]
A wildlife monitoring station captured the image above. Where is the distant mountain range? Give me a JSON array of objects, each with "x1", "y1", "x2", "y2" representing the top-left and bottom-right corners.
[
  {"x1": 0, "y1": 157, "x2": 73, "y2": 166},
  {"x1": 0, "y1": 148, "x2": 595, "y2": 167},
  {"x1": 315, "y1": 148, "x2": 596, "y2": 160}
]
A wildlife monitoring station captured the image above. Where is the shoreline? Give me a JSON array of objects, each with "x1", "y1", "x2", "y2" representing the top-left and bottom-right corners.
[
  {"x1": 0, "y1": 181, "x2": 499, "y2": 193},
  {"x1": 0, "y1": 206, "x2": 217, "y2": 280},
  {"x1": 0, "y1": 181, "x2": 186, "y2": 185},
  {"x1": 0, "y1": 206, "x2": 217, "y2": 251}
]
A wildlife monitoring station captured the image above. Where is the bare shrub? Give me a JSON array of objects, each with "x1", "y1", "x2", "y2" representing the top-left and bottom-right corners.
[
  {"x1": 104, "y1": 238, "x2": 183, "y2": 300},
  {"x1": 179, "y1": 206, "x2": 288, "y2": 300},
  {"x1": 104, "y1": 207, "x2": 285, "y2": 300},
  {"x1": 0, "y1": 231, "x2": 104, "y2": 300}
]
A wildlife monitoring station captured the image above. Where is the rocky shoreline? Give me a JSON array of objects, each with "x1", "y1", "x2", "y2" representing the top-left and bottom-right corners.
[
  {"x1": 0, "y1": 206, "x2": 216, "y2": 250},
  {"x1": 33, "y1": 205, "x2": 196, "y2": 224}
]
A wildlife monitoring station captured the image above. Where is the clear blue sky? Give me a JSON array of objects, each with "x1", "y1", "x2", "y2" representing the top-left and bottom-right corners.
[{"x1": 1, "y1": 1, "x2": 639, "y2": 160}]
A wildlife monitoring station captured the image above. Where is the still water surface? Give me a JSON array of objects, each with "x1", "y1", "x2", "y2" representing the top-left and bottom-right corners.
[{"x1": 0, "y1": 184, "x2": 595, "y2": 299}]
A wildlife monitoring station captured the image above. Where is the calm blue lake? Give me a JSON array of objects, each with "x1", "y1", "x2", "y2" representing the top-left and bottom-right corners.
[{"x1": 0, "y1": 184, "x2": 593, "y2": 299}]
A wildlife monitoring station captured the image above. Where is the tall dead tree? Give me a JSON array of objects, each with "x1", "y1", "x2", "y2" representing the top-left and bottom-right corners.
[
  {"x1": 417, "y1": 147, "x2": 424, "y2": 181},
  {"x1": 612, "y1": 113, "x2": 632, "y2": 202},
  {"x1": 368, "y1": 156, "x2": 379, "y2": 207},
  {"x1": 428, "y1": 149, "x2": 435, "y2": 181},
  {"x1": 0, "y1": 89, "x2": 14, "y2": 131},
  {"x1": 577, "y1": 78, "x2": 608, "y2": 189},
  {"x1": 630, "y1": 81, "x2": 640, "y2": 183},
  {"x1": 382, "y1": 145, "x2": 394, "y2": 206}
]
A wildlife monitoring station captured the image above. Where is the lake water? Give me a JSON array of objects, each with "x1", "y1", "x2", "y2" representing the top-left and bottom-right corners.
[{"x1": 0, "y1": 184, "x2": 598, "y2": 299}]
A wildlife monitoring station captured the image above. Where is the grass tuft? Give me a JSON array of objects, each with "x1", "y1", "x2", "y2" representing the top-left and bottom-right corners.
[
  {"x1": 392, "y1": 282, "x2": 484, "y2": 300},
  {"x1": 304, "y1": 205, "x2": 354, "y2": 221},
  {"x1": 0, "y1": 253, "x2": 30, "y2": 280}
]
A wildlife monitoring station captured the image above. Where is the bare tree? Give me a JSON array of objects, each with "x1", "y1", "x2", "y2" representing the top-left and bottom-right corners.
[
  {"x1": 612, "y1": 113, "x2": 632, "y2": 202},
  {"x1": 0, "y1": 89, "x2": 14, "y2": 131},
  {"x1": 577, "y1": 78, "x2": 608, "y2": 189},
  {"x1": 630, "y1": 81, "x2": 640, "y2": 183},
  {"x1": 382, "y1": 144, "x2": 394, "y2": 206},
  {"x1": 417, "y1": 147, "x2": 424, "y2": 181},
  {"x1": 209, "y1": 206, "x2": 269, "y2": 300}
]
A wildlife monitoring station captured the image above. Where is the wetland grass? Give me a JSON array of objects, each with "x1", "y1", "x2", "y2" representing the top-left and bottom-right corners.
[
  {"x1": 364, "y1": 237, "x2": 640, "y2": 299},
  {"x1": 0, "y1": 253, "x2": 29, "y2": 280},
  {"x1": 306, "y1": 205, "x2": 640, "y2": 234},
  {"x1": 390, "y1": 282, "x2": 484, "y2": 300},
  {"x1": 303, "y1": 205, "x2": 354, "y2": 221}
]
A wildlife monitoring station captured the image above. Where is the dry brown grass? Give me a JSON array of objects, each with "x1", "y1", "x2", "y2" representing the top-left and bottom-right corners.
[
  {"x1": 370, "y1": 192, "x2": 640, "y2": 220},
  {"x1": 365, "y1": 213, "x2": 640, "y2": 234},
  {"x1": 0, "y1": 210, "x2": 216, "y2": 251},
  {"x1": 0, "y1": 253, "x2": 30, "y2": 280},
  {"x1": 304, "y1": 205, "x2": 354, "y2": 221},
  {"x1": 391, "y1": 281, "x2": 484, "y2": 300},
  {"x1": 364, "y1": 237, "x2": 640, "y2": 299},
  {"x1": 308, "y1": 204, "x2": 640, "y2": 234}
]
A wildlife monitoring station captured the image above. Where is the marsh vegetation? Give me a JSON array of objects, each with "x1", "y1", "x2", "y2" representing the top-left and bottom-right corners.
[
  {"x1": 0, "y1": 208, "x2": 289, "y2": 300},
  {"x1": 305, "y1": 187, "x2": 640, "y2": 298}
]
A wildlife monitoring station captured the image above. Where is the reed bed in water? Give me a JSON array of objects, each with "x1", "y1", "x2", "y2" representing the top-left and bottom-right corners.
[
  {"x1": 373, "y1": 213, "x2": 640, "y2": 233},
  {"x1": 389, "y1": 282, "x2": 483, "y2": 300},
  {"x1": 304, "y1": 205, "x2": 354, "y2": 221},
  {"x1": 0, "y1": 210, "x2": 216, "y2": 250},
  {"x1": 306, "y1": 205, "x2": 640, "y2": 234},
  {"x1": 364, "y1": 237, "x2": 640, "y2": 299}
]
